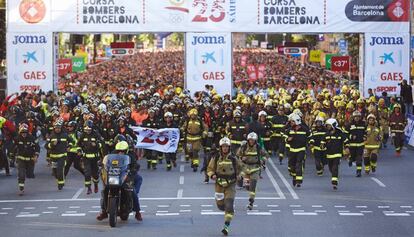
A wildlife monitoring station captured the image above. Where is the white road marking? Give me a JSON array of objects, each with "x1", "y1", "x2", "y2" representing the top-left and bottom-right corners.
[
  {"x1": 42, "y1": 212, "x2": 53, "y2": 214},
  {"x1": 16, "y1": 214, "x2": 40, "y2": 218},
  {"x1": 177, "y1": 189, "x2": 183, "y2": 198},
  {"x1": 157, "y1": 205, "x2": 170, "y2": 208},
  {"x1": 201, "y1": 210, "x2": 213, "y2": 212},
  {"x1": 141, "y1": 205, "x2": 148, "y2": 208},
  {"x1": 267, "y1": 205, "x2": 279, "y2": 208},
  {"x1": 264, "y1": 165, "x2": 286, "y2": 199},
  {"x1": 181, "y1": 155, "x2": 185, "y2": 162},
  {"x1": 157, "y1": 211, "x2": 169, "y2": 213},
  {"x1": 156, "y1": 213, "x2": 179, "y2": 216},
  {"x1": 24, "y1": 207, "x2": 35, "y2": 210},
  {"x1": 338, "y1": 210, "x2": 350, "y2": 213},
  {"x1": 293, "y1": 212, "x2": 317, "y2": 216},
  {"x1": 201, "y1": 204, "x2": 213, "y2": 207},
  {"x1": 61, "y1": 213, "x2": 86, "y2": 217},
  {"x1": 65, "y1": 211, "x2": 78, "y2": 214},
  {"x1": 180, "y1": 204, "x2": 191, "y2": 207},
  {"x1": 269, "y1": 210, "x2": 281, "y2": 213},
  {"x1": 179, "y1": 210, "x2": 192, "y2": 213},
  {"x1": 405, "y1": 211, "x2": 414, "y2": 213},
  {"x1": 356, "y1": 206, "x2": 367, "y2": 208},
  {"x1": 268, "y1": 158, "x2": 299, "y2": 199},
  {"x1": 201, "y1": 212, "x2": 224, "y2": 215},
  {"x1": 292, "y1": 210, "x2": 304, "y2": 212},
  {"x1": 1, "y1": 208, "x2": 13, "y2": 210},
  {"x1": 88, "y1": 211, "x2": 100, "y2": 213},
  {"x1": 71, "y1": 188, "x2": 84, "y2": 200},
  {"x1": 334, "y1": 205, "x2": 346, "y2": 208},
  {"x1": 0, "y1": 212, "x2": 8, "y2": 215},
  {"x1": 47, "y1": 207, "x2": 58, "y2": 209},
  {"x1": 315, "y1": 210, "x2": 327, "y2": 213},
  {"x1": 69, "y1": 206, "x2": 80, "y2": 209},
  {"x1": 383, "y1": 211, "x2": 395, "y2": 213},
  {"x1": 180, "y1": 165, "x2": 185, "y2": 173},
  {"x1": 19, "y1": 212, "x2": 31, "y2": 214},
  {"x1": 385, "y1": 213, "x2": 410, "y2": 217},
  {"x1": 400, "y1": 206, "x2": 412, "y2": 209},
  {"x1": 360, "y1": 211, "x2": 373, "y2": 213},
  {"x1": 371, "y1": 178, "x2": 386, "y2": 188},
  {"x1": 179, "y1": 176, "x2": 185, "y2": 185},
  {"x1": 91, "y1": 206, "x2": 100, "y2": 209},
  {"x1": 247, "y1": 212, "x2": 272, "y2": 216},
  {"x1": 378, "y1": 206, "x2": 390, "y2": 209},
  {"x1": 290, "y1": 205, "x2": 301, "y2": 208},
  {"x1": 312, "y1": 205, "x2": 323, "y2": 208},
  {"x1": 339, "y1": 213, "x2": 364, "y2": 216}
]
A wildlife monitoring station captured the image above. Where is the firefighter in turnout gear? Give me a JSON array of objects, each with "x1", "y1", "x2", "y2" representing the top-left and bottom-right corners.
[
  {"x1": 258, "y1": 111, "x2": 273, "y2": 154},
  {"x1": 184, "y1": 108, "x2": 206, "y2": 172},
  {"x1": 324, "y1": 118, "x2": 350, "y2": 190},
  {"x1": 377, "y1": 98, "x2": 390, "y2": 148},
  {"x1": 271, "y1": 105, "x2": 288, "y2": 164},
  {"x1": 78, "y1": 121, "x2": 102, "y2": 194},
  {"x1": 161, "y1": 112, "x2": 178, "y2": 171},
  {"x1": 64, "y1": 121, "x2": 85, "y2": 177},
  {"x1": 309, "y1": 114, "x2": 327, "y2": 176},
  {"x1": 13, "y1": 124, "x2": 40, "y2": 196},
  {"x1": 285, "y1": 113, "x2": 310, "y2": 188},
  {"x1": 389, "y1": 104, "x2": 406, "y2": 156},
  {"x1": 207, "y1": 137, "x2": 243, "y2": 236},
  {"x1": 142, "y1": 108, "x2": 161, "y2": 170},
  {"x1": 364, "y1": 114, "x2": 382, "y2": 174},
  {"x1": 237, "y1": 132, "x2": 268, "y2": 210},
  {"x1": 45, "y1": 120, "x2": 72, "y2": 190},
  {"x1": 226, "y1": 110, "x2": 247, "y2": 153},
  {"x1": 347, "y1": 111, "x2": 367, "y2": 177}
]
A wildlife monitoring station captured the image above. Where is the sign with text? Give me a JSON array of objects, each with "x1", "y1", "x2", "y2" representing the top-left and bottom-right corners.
[
  {"x1": 185, "y1": 32, "x2": 232, "y2": 96},
  {"x1": 6, "y1": 32, "x2": 54, "y2": 94},
  {"x1": 71, "y1": 57, "x2": 86, "y2": 72},
  {"x1": 331, "y1": 56, "x2": 350, "y2": 72},
  {"x1": 309, "y1": 50, "x2": 322, "y2": 63},
  {"x1": 325, "y1": 54, "x2": 339, "y2": 70},
  {"x1": 57, "y1": 58, "x2": 72, "y2": 77},
  {"x1": 132, "y1": 127, "x2": 180, "y2": 153},
  {"x1": 364, "y1": 33, "x2": 410, "y2": 97}
]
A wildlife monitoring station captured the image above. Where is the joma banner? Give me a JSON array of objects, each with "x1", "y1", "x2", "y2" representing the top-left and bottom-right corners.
[{"x1": 132, "y1": 127, "x2": 180, "y2": 153}]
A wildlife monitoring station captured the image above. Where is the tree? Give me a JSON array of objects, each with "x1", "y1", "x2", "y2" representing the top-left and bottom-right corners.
[
  {"x1": 137, "y1": 33, "x2": 156, "y2": 48},
  {"x1": 0, "y1": 0, "x2": 6, "y2": 61},
  {"x1": 169, "y1": 33, "x2": 184, "y2": 47}
]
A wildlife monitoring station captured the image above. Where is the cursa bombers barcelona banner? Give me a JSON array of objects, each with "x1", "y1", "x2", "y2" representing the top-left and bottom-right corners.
[
  {"x1": 185, "y1": 33, "x2": 233, "y2": 96},
  {"x1": 7, "y1": 0, "x2": 410, "y2": 33}
]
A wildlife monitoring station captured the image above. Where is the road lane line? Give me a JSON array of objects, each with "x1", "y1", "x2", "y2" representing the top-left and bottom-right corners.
[
  {"x1": 180, "y1": 204, "x2": 191, "y2": 207},
  {"x1": 385, "y1": 213, "x2": 410, "y2": 217},
  {"x1": 47, "y1": 207, "x2": 58, "y2": 209},
  {"x1": 290, "y1": 205, "x2": 301, "y2": 208},
  {"x1": 23, "y1": 222, "x2": 109, "y2": 230},
  {"x1": 1, "y1": 208, "x2": 13, "y2": 210},
  {"x1": 201, "y1": 204, "x2": 213, "y2": 207},
  {"x1": 180, "y1": 165, "x2": 185, "y2": 173},
  {"x1": 267, "y1": 205, "x2": 279, "y2": 208},
  {"x1": 269, "y1": 210, "x2": 281, "y2": 213},
  {"x1": 69, "y1": 206, "x2": 80, "y2": 209},
  {"x1": 201, "y1": 212, "x2": 224, "y2": 215},
  {"x1": 201, "y1": 210, "x2": 213, "y2": 212},
  {"x1": 177, "y1": 189, "x2": 183, "y2": 198},
  {"x1": 264, "y1": 164, "x2": 286, "y2": 199},
  {"x1": 334, "y1": 205, "x2": 346, "y2": 208},
  {"x1": 16, "y1": 214, "x2": 40, "y2": 218},
  {"x1": 156, "y1": 213, "x2": 179, "y2": 216},
  {"x1": 179, "y1": 176, "x2": 185, "y2": 185},
  {"x1": 371, "y1": 177, "x2": 386, "y2": 187},
  {"x1": 158, "y1": 205, "x2": 170, "y2": 208},
  {"x1": 179, "y1": 210, "x2": 191, "y2": 213},
  {"x1": 315, "y1": 210, "x2": 327, "y2": 213},
  {"x1": 356, "y1": 206, "x2": 367, "y2": 208},
  {"x1": 42, "y1": 212, "x2": 53, "y2": 214},
  {"x1": 293, "y1": 212, "x2": 317, "y2": 216},
  {"x1": 71, "y1": 188, "x2": 84, "y2": 200},
  {"x1": 0, "y1": 212, "x2": 8, "y2": 215},
  {"x1": 378, "y1": 206, "x2": 390, "y2": 209},
  {"x1": 61, "y1": 213, "x2": 86, "y2": 217},
  {"x1": 88, "y1": 211, "x2": 100, "y2": 213},
  {"x1": 24, "y1": 207, "x2": 35, "y2": 210},
  {"x1": 157, "y1": 211, "x2": 169, "y2": 213},
  {"x1": 312, "y1": 205, "x2": 323, "y2": 208},
  {"x1": 247, "y1": 212, "x2": 272, "y2": 216},
  {"x1": 268, "y1": 158, "x2": 299, "y2": 199},
  {"x1": 400, "y1": 206, "x2": 412, "y2": 209},
  {"x1": 360, "y1": 211, "x2": 373, "y2": 213},
  {"x1": 65, "y1": 211, "x2": 78, "y2": 214},
  {"x1": 339, "y1": 213, "x2": 364, "y2": 216}
]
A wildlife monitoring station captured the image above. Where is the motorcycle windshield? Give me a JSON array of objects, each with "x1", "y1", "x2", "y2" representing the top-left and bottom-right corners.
[{"x1": 106, "y1": 154, "x2": 130, "y2": 169}]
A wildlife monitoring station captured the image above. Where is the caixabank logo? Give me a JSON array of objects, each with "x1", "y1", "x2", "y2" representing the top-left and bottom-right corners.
[
  {"x1": 345, "y1": 0, "x2": 409, "y2": 22},
  {"x1": 19, "y1": 0, "x2": 47, "y2": 24}
]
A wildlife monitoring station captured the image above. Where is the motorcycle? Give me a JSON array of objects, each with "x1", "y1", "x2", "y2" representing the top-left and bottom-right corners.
[{"x1": 101, "y1": 154, "x2": 133, "y2": 227}]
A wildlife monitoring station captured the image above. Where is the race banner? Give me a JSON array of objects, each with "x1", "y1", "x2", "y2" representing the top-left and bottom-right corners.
[
  {"x1": 132, "y1": 127, "x2": 180, "y2": 153},
  {"x1": 71, "y1": 57, "x2": 86, "y2": 72},
  {"x1": 6, "y1": 32, "x2": 54, "y2": 94},
  {"x1": 7, "y1": 0, "x2": 410, "y2": 33},
  {"x1": 240, "y1": 55, "x2": 247, "y2": 67},
  {"x1": 257, "y1": 64, "x2": 266, "y2": 80},
  {"x1": 185, "y1": 32, "x2": 232, "y2": 96},
  {"x1": 364, "y1": 33, "x2": 410, "y2": 97},
  {"x1": 309, "y1": 50, "x2": 322, "y2": 63},
  {"x1": 247, "y1": 64, "x2": 258, "y2": 82}
]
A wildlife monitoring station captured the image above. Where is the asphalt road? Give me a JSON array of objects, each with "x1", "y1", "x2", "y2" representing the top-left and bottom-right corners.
[{"x1": 0, "y1": 143, "x2": 413, "y2": 237}]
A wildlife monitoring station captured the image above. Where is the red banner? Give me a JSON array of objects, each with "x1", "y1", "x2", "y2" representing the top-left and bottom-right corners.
[
  {"x1": 57, "y1": 58, "x2": 72, "y2": 77},
  {"x1": 331, "y1": 56, "x2": 350, "y2": 72},
  {"x1": 247, "y1": 64, "x2": 257, "y2": 82},
  {"x1": 257, "y1": 64, "x2": 266, "y2": 79},
  {"x1": 241, "y1": 55, "x2": 247, "y2": 67}
]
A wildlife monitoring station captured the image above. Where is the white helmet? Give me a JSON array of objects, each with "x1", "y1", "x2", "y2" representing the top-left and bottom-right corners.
[
  {"x1": 292, "y1": 109, "x2": 303, "y2": 118},
  {"x1": 325, "y1": 118, "x2": 338, "y2": 128},
  {"x1": 265, "y1": 100, "x2": 272, "y2": 107},
  {"x1": 247, "y1": 132, "x2": 258, "y2": 141},
  {"x1": 258, "y1": 111, "x2": 267, "y2": 117},
  {"x1": 288, "y1": 113, "x2": 301, "y2": 125},
  {"x1": 219, "y1": 137, "x2": 231, "y2": 146},
  {"x1": 315, "y1": 116, "x2": 325, "y2": 123},
  {"x1": 164, "y1": 112, "x2": 173, "y2": 118},
  {"x1": 284, "y1": 103, "x2": 292, "y2": 109}
]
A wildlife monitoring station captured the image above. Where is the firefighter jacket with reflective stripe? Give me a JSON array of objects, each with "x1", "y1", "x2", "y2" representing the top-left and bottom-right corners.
[
  {"x1": 285, "y1": 124, "x2": 310, "y2": 152},
  {"x1": 309, "y1": 126, "x2": 327, "y2": 151},
  {"x1": 324, "y1": 128, "x2": 349, "y2": 159},
  {"x1": 78, "y1": 133, "x2": 102, "y2": 156},
  {"x1": 271, "y1": 114, "x2": 288, "y2": 137},
  {"x1": 46, "y1": 132, "x2": 72, "y2": 157},
  {"x1": 207, "y1": 153, "x2": 243, "y2": 186},
  {"x1": 389, "y1": 112, "x2": 406, "y2": 133},
  {"x1": 13, "y1": 134, "x2": 40, "y2": 158},
  {"x1": 347, "y1": 121, "x2": 367, "y2": 147},
  {"x1": 226, "y1": 120, "x2": 247, "y2": 143},
  {"x1": 365, "y1": 125, "x2": 382, "y2": 149}
]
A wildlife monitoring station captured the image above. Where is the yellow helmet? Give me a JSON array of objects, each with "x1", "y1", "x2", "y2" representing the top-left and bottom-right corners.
[
  {"x1": 313, "y1": 102, "x2": 322, "y2": 110},
  {"x1": 333, "y1": 95, "x2": 341, "y2": 101},
  {"x1": 175, "y1": 87, "x2": 182, "y2": 95},
  {"x1": 337, "y1": 101, "x2": 346, "y2": 108},
  {"x1": 323, "y1": 100, "x2": 330, "y2": 108},
  {"x1": 342, "y1": 85, "x2": 349, "y2": 94},
  {"x1": 378, "y1": 98, "x2": 385, "y2": 105},
  {"x1": 346, "y1": 102, "x2": 355, "y2": 110},
  {"x1": 242, "y1": 98, "x2": 250, "y2": 105},
  {"x1": 357, "y1": 98, "x2": 365, "y2": 104},
  {"x1": 188, "y1": 109, "x2": 198, "y2": 116},
  {"x1": 115, "y1": 141, "x2": 129, "y2": 151},
  {"x1": 368, "y1": 96, "x2": 376, "y2": 103},
  {"x1": 318, "y1": 112, "x2": 327, "y2": 120},
  {"x1": 334, "y1": 101, "x2": 340, "y2": 109},
  {"x1": 293, "y1": 100, "x2": 301, "y2": 108}
]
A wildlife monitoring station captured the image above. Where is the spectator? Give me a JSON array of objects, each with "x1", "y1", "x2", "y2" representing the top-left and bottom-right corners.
[{"x1": 400, "y1": 79, "x2": 413, "y2": 116}]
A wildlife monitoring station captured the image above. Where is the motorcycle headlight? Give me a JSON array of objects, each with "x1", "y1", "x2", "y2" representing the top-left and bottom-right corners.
[{"x1": 108, "y1": 176, "x2": 120, "y2": 185}]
